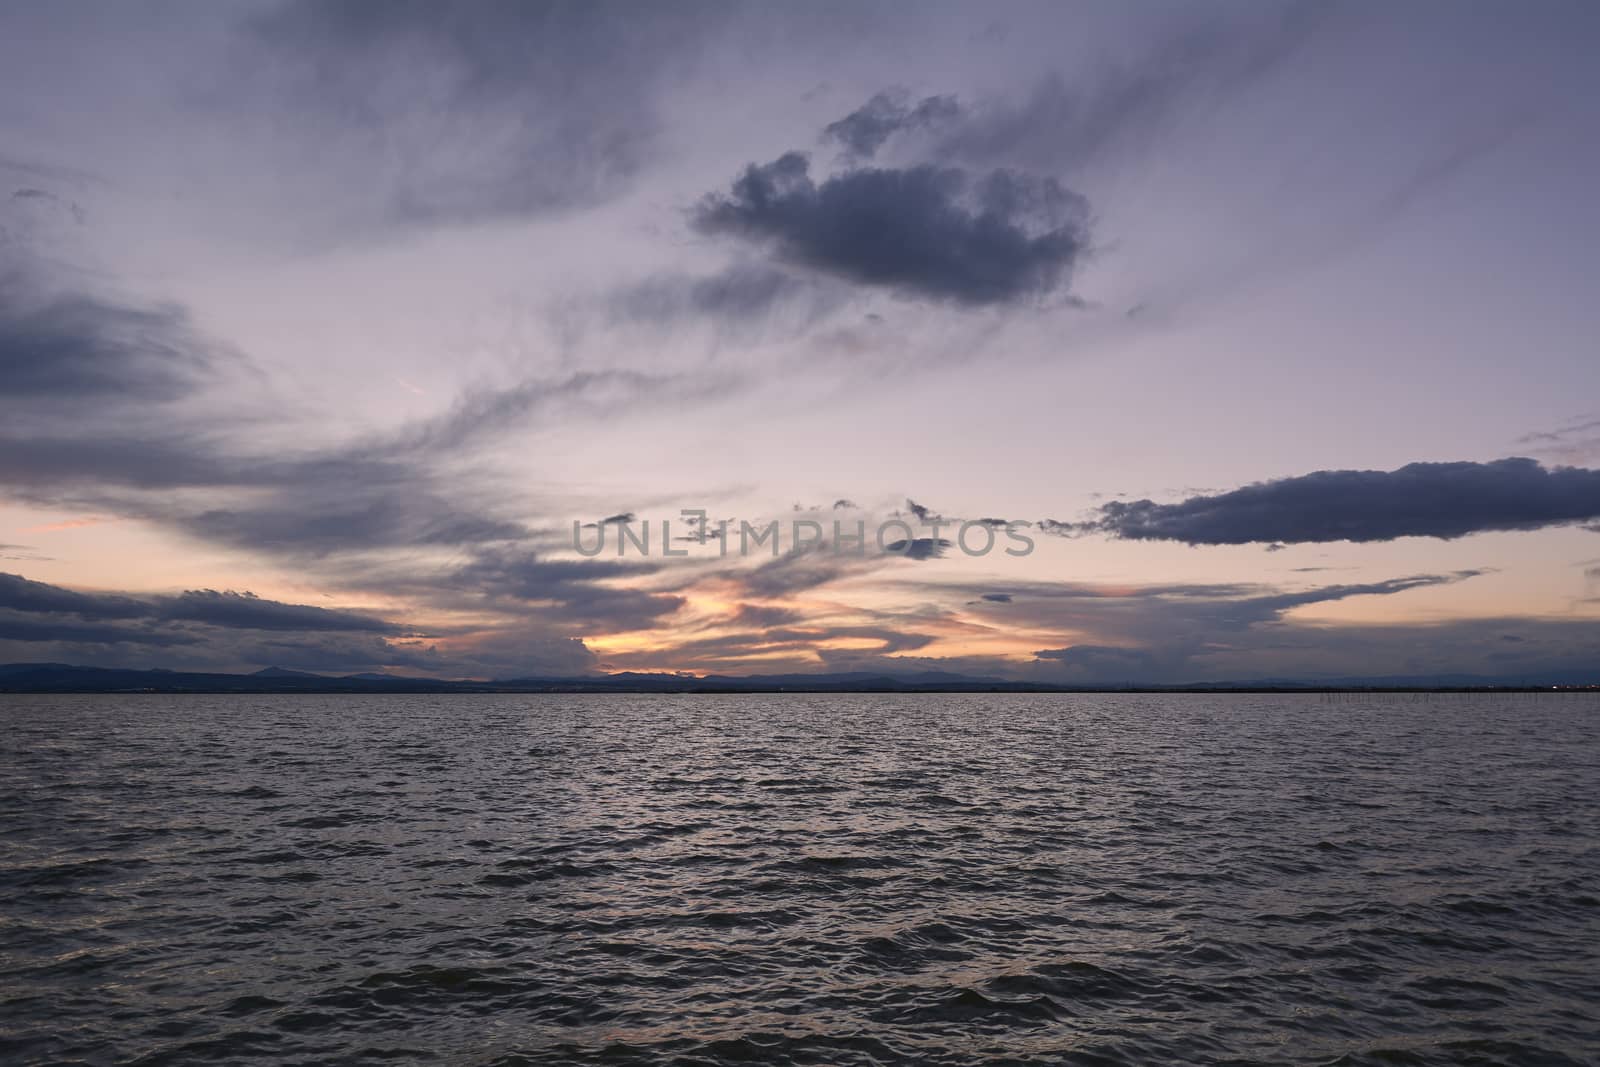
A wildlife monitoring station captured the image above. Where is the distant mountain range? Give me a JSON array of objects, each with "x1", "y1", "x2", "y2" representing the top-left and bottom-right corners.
[{"x1": 0, "y1": 662, "x2": 1594, "y2": 693}]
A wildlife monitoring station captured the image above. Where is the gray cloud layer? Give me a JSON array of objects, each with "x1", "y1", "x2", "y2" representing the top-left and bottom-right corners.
[
  {"x1": 0, "y1": 292, "x2": 213, "y2": 405},
  {"x1": 0, "y1": 572, "x2": 399, "y2": 634},
  {"x1": 241, "y1": 0, "x2": 723, "y2": 234},
  {"x1": 1085, "y1": 459, "x2": 1600, "y2": 545}
]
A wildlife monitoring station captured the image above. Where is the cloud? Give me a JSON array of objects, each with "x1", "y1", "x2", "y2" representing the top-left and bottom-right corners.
[
  {"x1": 0, "y1": 613, "x2": 197, "y2": 647},
  {"x1": 0, "y1": 252, "x2": 714, "y2": 558},
  {"x1": 739, "y1": 545, "x2": 874, "y2": 599},
  {"x1": 0, "y1": 571, "x2": 149, "y2": 619},
  {"x1": 733, "y1": 603, "x2": 802, "y2": 627},
  {"x1": 0, "y1": 568, "x2": 612, "y2": 676},
  {"x1": 603, "y1": 620, "x2": 938, "y2": 674},
  {"x1": 240, "y1": 0, "x2": 722, "y2": 234},
  {"x1": 1034, "y1": 643, "x2": 1160, "y2": 676},
  {"x1": 449, "y1": 629, "x2": 597, "y2": 680},
  {"x1": 883, "y1": 537, "x2": 951, "y2": 560},
  {"x1": 0, "y1": 288, "x2": 218, "y2": 408},
  {"x1": 691, "y1": 152, "x2": 1089, "y2": 305},
  {"x1": 452, "y1": 549, "x2": 683, "y2": 631},
  {"x1": 1517, "y1": 415, "x2": 1600, "y2": 465},
  {"x1": 177, "y1": 491, "x2": 529, "y2": 557},
  {"x1": 1165, "y1": 615, "x2": 1600, "y2": 686},
  {"x1": 1026, "y1": 612, "x2": 1600, "y2": 686},
  {"x1": 823, "y1": 89, "x2": 960, "y2": 160},
  {"x1": 0, "y1": 570, "x2": 429, "y2": 672},
  {"x1": 962, "y1": 570, "x2": 1485, "y2": 683},
  {"x1": 160, "y1": 589, "x2": 399, "y2": 633},
  {"x1": 923, "y1": 8, "x2": 1324, "y2": 176},
  {"x1": 610, "y1": 264, "x2": 839, "y2": 327},
  {"x1": 0, "y1": 571, "x2": 398, "y2": 632},
  {"x1": 1084, "y1": 458, "x2": 1600, "y2": 545},
  {"x1": 218, "y1": 632, "x2": 443, "y2": 674}
]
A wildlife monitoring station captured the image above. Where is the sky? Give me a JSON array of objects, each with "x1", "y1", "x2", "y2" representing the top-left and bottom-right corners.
[{"x1": 1, "y1": 0, "x2": 1598, "y2": 684}]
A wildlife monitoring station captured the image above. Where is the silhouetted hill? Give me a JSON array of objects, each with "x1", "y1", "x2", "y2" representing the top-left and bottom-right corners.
[{"x1": 0, "y1": 662, "x2": 1593, "y2": 693}]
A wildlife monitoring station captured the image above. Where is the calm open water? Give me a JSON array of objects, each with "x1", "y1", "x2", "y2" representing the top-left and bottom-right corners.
[{"x1": 1, "y1": 693, "x2": 1597, "y2": 1065}]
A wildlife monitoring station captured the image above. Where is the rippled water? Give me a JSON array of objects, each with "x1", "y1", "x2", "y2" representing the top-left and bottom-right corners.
[{"x1": 2, "y1": 693, "x2": 1597, "y2": 1065}]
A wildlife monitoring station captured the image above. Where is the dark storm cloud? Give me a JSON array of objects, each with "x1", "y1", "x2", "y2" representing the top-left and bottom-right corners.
[
  {"x1": 1083, "y1": 458, "x2": 1600, "y2": 545},
  {"x1": 161, "y1": 590, "x2": 399, "y2": 633},
  {"x1": 244, "y1": 0, "x2": 722, "y2": 231},
  {"x1": 0, "y1": 571, "x2": 607, "y2": 676},
  {"x1": 691, "y1": 152, "x2": 1088, "y2": 305},
  {"x1": 824, "y1": 90, "x2": 960, "y2": 160},
  {"x1": 0, "y1": 571, "x2": 399, "y2": 633},
  {"x1": 0, "y1": 572, "x2": 146, "y2": 619},
  {"x1": 0, "y1": 570, "x2": 425, "y2": 673}
]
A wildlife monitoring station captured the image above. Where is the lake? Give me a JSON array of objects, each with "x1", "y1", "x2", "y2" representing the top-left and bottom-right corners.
[{"x1": 2, "y1": 693, "x2": 1596, "y2": 1064}]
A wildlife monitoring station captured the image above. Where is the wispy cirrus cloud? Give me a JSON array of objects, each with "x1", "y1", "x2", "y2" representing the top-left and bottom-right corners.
[{"x1": 233, "y1": 0, "x2": 727, "y2": 240}]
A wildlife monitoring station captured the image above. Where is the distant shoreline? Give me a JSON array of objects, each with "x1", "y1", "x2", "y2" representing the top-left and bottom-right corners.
[{"x1": 1, "y1": 670, "x2": 1595, "y2": 696}]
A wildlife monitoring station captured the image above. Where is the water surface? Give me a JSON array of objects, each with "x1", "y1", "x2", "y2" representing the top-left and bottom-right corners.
[{"x1": 2, "y1": 693, "x2": 1597, "y2": 1064}]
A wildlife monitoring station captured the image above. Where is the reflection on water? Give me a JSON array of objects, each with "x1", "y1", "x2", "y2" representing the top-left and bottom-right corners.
[{"x1": 1, "y1": 693, "x2": 1597, "y2": 1064}]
